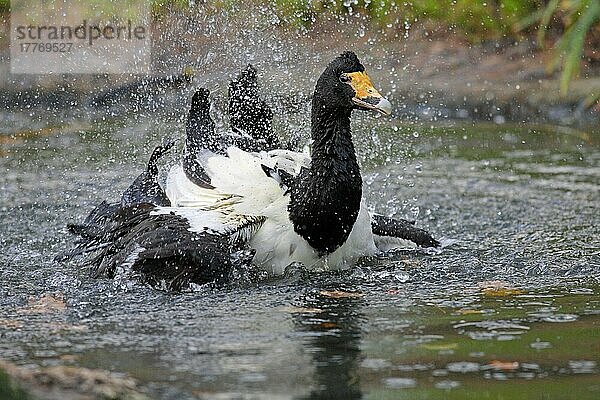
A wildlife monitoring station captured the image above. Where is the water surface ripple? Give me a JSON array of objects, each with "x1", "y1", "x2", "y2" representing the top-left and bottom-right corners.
[{"x1": 1, "y1": 114, "x2": 599, "y2": 399}]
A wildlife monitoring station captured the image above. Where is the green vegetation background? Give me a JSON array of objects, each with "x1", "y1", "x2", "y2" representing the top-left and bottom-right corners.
[{"x1": 1, "y1": 0, "x2": 598, "y2": 92}]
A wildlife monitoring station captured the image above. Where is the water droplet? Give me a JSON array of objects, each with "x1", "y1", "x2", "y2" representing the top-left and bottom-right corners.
[
  {"x1": 542, "y1": 314, "x2": 578, "y2": 323},
  {"x1": 568, "y1": 360, "x2": 596, "y2": 374},
  {"x1": 239, "y1": 373, "x2": 267, "y2": 383},
  {"x1": 496, "y1": 334, "x2": 517, "y2": 341},
  {"x1": 383, "y1": 377, "x2": 417, "y2": 389},
  {"x1": 446, "y1": 361, "x2": 480, "y2": 373},
  {"x1": 530, "y1": 340, "x2": 552, "y2": 350},
  {"x1": 435, "y1": 380, "x2": 460, "y2": 390},
  {"x1": 362, "y1": 358, "x2": 392, "y2": 370}
]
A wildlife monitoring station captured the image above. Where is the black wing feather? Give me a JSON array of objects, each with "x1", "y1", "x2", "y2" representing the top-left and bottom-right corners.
[
  {"x1": 65, "y1": 203, "x2": 252, "y2": 290},
  {"x1": 371, "y1": 214, "x2": 439, "y2": 248},
  {"x1": 228, "y1": 64, "x2": 281, "y2": 151}
]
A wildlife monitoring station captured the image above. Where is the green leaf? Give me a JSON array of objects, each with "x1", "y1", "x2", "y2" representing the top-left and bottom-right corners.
[
  {"x1": 557, "y1": 0, "x2": 600, "y2": 94},
  {"x1": 537, "y1": 0, "x2": 561, "y2": 46}
]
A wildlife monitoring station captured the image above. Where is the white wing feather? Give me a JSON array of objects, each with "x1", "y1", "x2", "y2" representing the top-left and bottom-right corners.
[{"x1": 165, "y1": 146, "x2": 378, "y2": 275}]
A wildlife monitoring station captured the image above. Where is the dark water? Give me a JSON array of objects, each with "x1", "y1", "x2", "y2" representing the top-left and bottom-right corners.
[{"x1": 1, "y1": 108, "x2": 599, "y2": 399}]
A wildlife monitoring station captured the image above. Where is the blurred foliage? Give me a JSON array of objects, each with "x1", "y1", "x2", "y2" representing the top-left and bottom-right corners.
[
  {"x1": 150, "y1": 0, "x2": 539, "y2": 39},
  {"x1": 152, "y1": 0, "x2": 195, "y2": 18},
  {"x1": 146, "y1": 1, "x2": 600, "y2": 94},
  {"x1": 2, "y1": 0, "x2": 597, "y2": 93},
  {"x1": 0, "y1": 369, "x2": 31, "y2": 400},
  {"x1": 518, "y1": 0, "x2": 600, "y2": 94},
  {"x1": 268, "y1": 0, "x2": 540, "y2": 39}
]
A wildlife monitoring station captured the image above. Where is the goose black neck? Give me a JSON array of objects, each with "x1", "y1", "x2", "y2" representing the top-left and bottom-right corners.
[
  {"x1": 309, "y1": 105, "x2": 359, "y2": 185},
  {"x1": 288, "y1": 99, "x2": 362, "y2": 254}
]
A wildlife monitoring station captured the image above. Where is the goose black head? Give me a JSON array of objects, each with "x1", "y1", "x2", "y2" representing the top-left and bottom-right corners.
[{"x1": 314, "y1": 51, "x2": 392, "y2": 116}]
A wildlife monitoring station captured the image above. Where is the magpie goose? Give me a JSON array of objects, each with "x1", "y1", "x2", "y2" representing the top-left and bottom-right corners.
[{"x1": 167, "y1": 51, "x2": 438, "y2": 276}]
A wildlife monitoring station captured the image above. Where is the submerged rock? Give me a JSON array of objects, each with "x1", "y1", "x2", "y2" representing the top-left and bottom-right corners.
[{"x1": 0, "y1": 359, "x2": 148, "y2": 400}]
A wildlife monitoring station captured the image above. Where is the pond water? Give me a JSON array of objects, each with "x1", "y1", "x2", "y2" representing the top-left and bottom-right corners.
[{"x1": 0, "y1": 106, "x2": 599, "y2": 399}]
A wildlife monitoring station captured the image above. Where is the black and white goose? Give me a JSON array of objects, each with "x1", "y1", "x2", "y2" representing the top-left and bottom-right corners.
[
  {"x1": 63, "y1": 52, "x2": 438, "y2": 289},
  {"x1": 166, "y1": 51, "x2": 438, "y2": 276}
]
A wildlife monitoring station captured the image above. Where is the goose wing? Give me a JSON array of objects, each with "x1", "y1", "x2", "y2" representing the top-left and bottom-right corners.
[
  {"x1": 371, "y1": 214, "x2": 439, "y2": 248},
  {"x1": 228, "y1": 64, "x2": 281, "y2": 151},
  {"x1": 62, "y1": 201, "x2": 263, "y2": 290},
  {"x1": 65, "y1": 141, "x2": 175, "y2": 241},
  {"x1": 184, "y1": 81, "x2": 283, "y2": 189},
  {"x1": 61, "y1": 139, "x2": 268, "y2": 289},
  {"x1": 121, "y1": 139, "x2": 175, "y2": 206}
]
